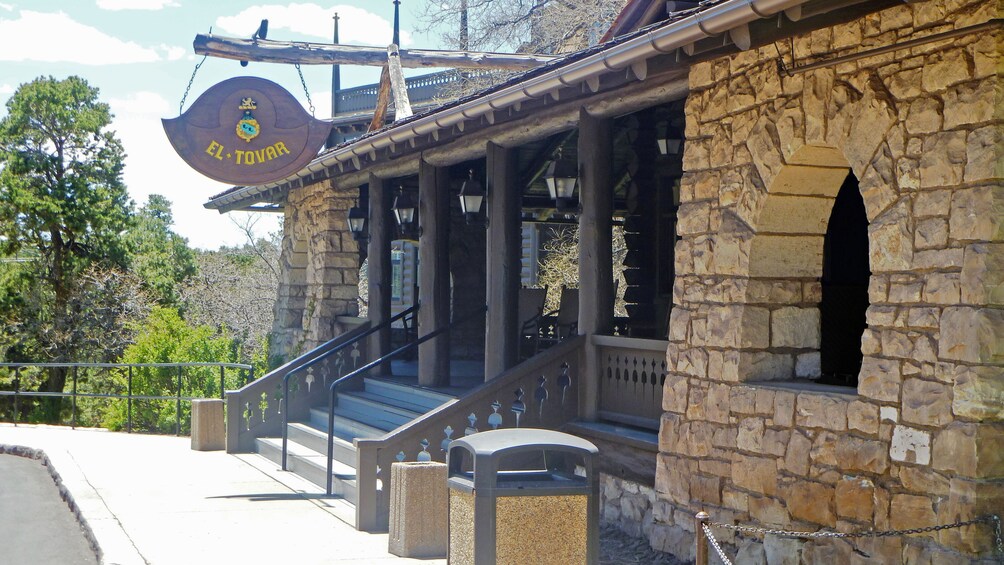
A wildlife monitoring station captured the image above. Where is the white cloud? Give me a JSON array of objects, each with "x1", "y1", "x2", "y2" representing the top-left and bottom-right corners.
[
  {"x1": 159, "y1": 44, "x2": 186, "y2": 61},
  {"x1": 0, "y1": 11, "x2": 160, "y2": 64},
  {"x1": 0, "y1": 4, "x2": 13, "y2": 12},
  {"x1": 216, "y1": 3, "x2": 412, "y2": 46},
  {"x1": 0, "y1": 84, "x2": 13, "y2": 95},
  {"x1": 96, "y1": 0, "x2": 180, "y2": 10}
]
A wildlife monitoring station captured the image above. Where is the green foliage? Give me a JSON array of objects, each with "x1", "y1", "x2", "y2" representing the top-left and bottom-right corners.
[{"x1": 125, "y1": 195, "x2": 197, "y2": 306}]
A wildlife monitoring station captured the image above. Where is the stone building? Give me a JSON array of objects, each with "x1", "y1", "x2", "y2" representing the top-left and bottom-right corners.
[{"x1": 207, "y1": 0, "x2": 1002, "y2": 562}]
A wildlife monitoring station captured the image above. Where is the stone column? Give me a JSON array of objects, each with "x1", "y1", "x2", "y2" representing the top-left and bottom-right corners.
[
  {"x1": 577, "y1": 108, "x2": 614, "y2": 421},
  {"x1": 485, "y1": 142, "x2": 521, "y2": 379},
  {"x1": 418, "y1": 159, "x2": 451, "y2": 387}
]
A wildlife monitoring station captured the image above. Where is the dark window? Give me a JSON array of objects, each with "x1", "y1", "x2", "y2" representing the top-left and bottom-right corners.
[{"x1": 819, "y1": 173, "x2": 870, "y2": 386}]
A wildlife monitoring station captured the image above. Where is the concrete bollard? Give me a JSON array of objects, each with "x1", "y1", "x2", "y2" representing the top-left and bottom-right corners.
[
  {"x1": 389, "y1": 461, "x2": 448, "y2": 558},
  {"x1": 190, "y1": 399, "x2": 225, "y2": 451}
]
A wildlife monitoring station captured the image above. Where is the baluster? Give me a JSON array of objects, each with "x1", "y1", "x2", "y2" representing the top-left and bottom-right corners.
[
  {"x1": 558, "y1": 363, "x2": 572, "y2": 408},
  {"x1": 441, "y1": 426, "x2": 454, "y2": 452},
  {"x1": 417, "y1": 439, "x2": 431, "y2": 462},
  {"x1": 465, "y1": 413, "x2": 479, "y2": 436},
  {"x1": 534, "y1": 375, "x2": 548, "y2": 420},
  {"x1": 487, "y1": 401, "x2": 503, "y2": 430},
  {"x1": 511, "y1": 388, "x2": 525, "y2": 428}
]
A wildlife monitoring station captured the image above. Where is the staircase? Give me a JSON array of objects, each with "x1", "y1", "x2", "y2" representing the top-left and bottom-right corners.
[{"x1": 251, "y1": 377, "x2": 455, "y2": 502}]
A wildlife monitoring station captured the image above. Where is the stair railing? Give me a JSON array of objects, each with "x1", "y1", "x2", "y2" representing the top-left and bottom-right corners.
[
  {"x1": 281, "y1": 304, "x2": 419, "y2": 470},
  {"x1": 324, "y1": 305, "x2": 487, "y2": 495}
]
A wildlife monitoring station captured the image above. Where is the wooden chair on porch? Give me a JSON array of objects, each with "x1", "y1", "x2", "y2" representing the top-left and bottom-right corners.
[
  {"x1": 518, "y1": 286, "x2": 548, "y2": 359},
  {"x1": 536, "y1": 286, "x2": 579, "y2": 352}
]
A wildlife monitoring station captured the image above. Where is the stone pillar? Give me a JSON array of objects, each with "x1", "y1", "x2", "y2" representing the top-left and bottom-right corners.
[
  {"x1": 485, "y1": 142, "x2": 521, "y2": 380},
  {"x1": 368, "y1": 174, "x2": 393, "y2": 372},
  {"x1": 190, "y1": 399, "x2": 225, "y2": 451},
  {"x1": 418, "y1": 159, "x2": 451, "y2": 387},
  {"x1": 388, "y1": 461, "x2": 448, "y2": 558},
  {"x1": 578, "y1": 108, "x2": 614, "y2": 421}
]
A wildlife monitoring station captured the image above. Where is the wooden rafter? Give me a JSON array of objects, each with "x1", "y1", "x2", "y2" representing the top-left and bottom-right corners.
[{"x1": 194, "y1": 34, "x2": 556, "y2": 70}]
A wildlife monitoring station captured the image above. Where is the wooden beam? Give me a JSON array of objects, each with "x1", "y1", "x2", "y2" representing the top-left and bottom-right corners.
[
  {"x1": 387, "y1": 44, "x2": 413, "y2": 120},
  {"x1": 367, "y1": 174, "x2": 393, "y2": 372},
  {"x1": 577, "y1": 109, "x2": 613, "y2": 422},
  {"x1": 484, "y1": 142, "x2": 521, "y2": 379},
  {"x1": 194, "y1": 34, "x2": 556, "y2": 70},
  {"x1": 369, "y1": 65, "x2": 391, "y2": 132},
  {"x1": 417, "y1": 160, "x2": 451, "y2": 387}
]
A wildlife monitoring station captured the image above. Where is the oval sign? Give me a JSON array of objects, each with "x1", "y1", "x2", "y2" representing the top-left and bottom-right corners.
[{"x1": 163, "y1": 76, "x2": 329, "y2": 186}]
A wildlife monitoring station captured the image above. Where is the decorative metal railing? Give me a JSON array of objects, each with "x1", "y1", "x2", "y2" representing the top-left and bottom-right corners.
[
  {"x1": 335, "y1": 70, "x2": 488, "y2": 114},
  {"x1": 0, "y1": 362, "x2": 253, "y2": 435},
  {"x1": 225, "y1": 324, "x2": 372, "y2": 453},
  {"x1": 281, "y1": 304, "x2": 419, "y2": 470},
  {"x1": 594, "y1": 335, "x2": 668, "y2": 430},
  {"x1": 352, "y1": 334, "x2": 585, "y2": 531}
]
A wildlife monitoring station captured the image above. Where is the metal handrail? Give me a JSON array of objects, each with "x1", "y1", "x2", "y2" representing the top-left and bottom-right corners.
[
  {"x1": 325, "y1": 305, "x2": 487, "y2": 494},
  {"x1": 0, "y1": 362, "x2": 253, "y2": 434},
  {"x1": 281, "y1": 304, "x2": 419, "y2": 470}
]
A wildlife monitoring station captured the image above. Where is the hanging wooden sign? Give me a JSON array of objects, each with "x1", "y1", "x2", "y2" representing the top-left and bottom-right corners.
[{"x1": 163, "y1": 76, "x2": 329, "y2": 186}]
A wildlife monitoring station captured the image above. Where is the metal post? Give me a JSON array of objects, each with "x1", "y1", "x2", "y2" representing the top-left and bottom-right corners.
[
  {"x1": 176, "y1": 366, "x2": 182, "y2": 436},
  {"x1": 695, "y1": 511, "x2": 710, "y2": 565},
  {"x1": 13, "y1": 367, "x2": 20, "y2": 426},
  {"x1": 219, "y1": 365, "x2": 225, "y2": 400},
  {"x1": 127, "y1": 366, "x2": 133, "y2": 433},
  {"x1": 71, "y1": 366, "x2": 78, "y2": 429}
]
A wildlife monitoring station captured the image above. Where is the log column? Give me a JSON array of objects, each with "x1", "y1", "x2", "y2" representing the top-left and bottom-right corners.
[
  {"x1": 484, "y1": 142, "x2": 521, "y2": 380},
  {"x1": 367, "y1": 174, "x2": 393, "y2": 373},
  {"x1": 577, "y1": 109, "x2": 614, "y2": 421},
  {"x1": 418, "y1": 159, "x2": 451, "y2": 387}
]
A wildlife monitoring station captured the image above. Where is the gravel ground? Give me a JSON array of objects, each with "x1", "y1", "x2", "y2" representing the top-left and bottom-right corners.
[{"x1": 600, "y1": 525, "x2": 688, "y2": 564}]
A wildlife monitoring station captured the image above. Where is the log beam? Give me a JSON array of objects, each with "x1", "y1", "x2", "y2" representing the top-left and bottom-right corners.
[
  {"x1": 484, "y1": 142, "x2": 521, "y2": 379},
  {"x1": 367, "y1": 174, "x2": 393, "y2": 372},
  {"x1": 194, "y1": 34, "x2": 556, "y2": 70},
  {"x1": 418, "y1": 160, "x2": 451, "y2": 387}
]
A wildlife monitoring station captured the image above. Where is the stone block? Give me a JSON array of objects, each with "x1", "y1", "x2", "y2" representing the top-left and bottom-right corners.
[
  {"x1": 904, "y1": 96, "x2": 943, "y2": 134},
  {"x1": 914, "y1": 218, "x2": 948, "y2": 250},
  {"x1": 898, "y1": 466, "x2": 950, "y2": 497},
  {"x1": 859, "y1": 357, "x2": 902, "y2": 403},
  {"x1": 890, "y1": 494, "x2": 937, "y2": 532},
  {"x1": 737, "y1": 417, "x2": 765, "y2": 453},
  {"x1": 966, "y1": 125, "x2": 1004, "y2": 182},
  {"x1": 847, "y1": 401, "x2": 880, "y2": 435},
  {"x1": 868, "y1": 198, "x2": 914, "y2": 272},
  {"x1": 921, "y1": 49, "x2": 972, "y2": 92},
  {"x1": 749, "y1": 235, "x2": 825, "y2": 278},
  {"x1": 920, "y1": 131, "x2": 967, "y2": 188},
  {"x1": 961, "y1": 243, "x2": 1004, "y2": 306},
  {"x1": 663, "y1": 375, "x2": 689, "y2": 414},
  {"x1": 938, "y1": 306, "x2": 1004, "y2": 363},
  {"x1": 763, "y1": 533, "x2": 802, "y2": 565},
  {"x1": 771, "y1": 307, "x2": 820, "y2": 348},
  {"x1": 732, "y1": 453, "x2": 778, "y2": 496},
  {"x1": 922, "y1": 273, "x2": 961, "y2": 305},
  {"x1": 749, "y1": 495, "x2": 790, "y2": 528},
  {"x1": 953, "y1": 365, "x2": 1004, "y2": 421},
  {"x1": 796, "y1": 393, "x2": 848, "y2": 431},
  {"x1": 757, "y1": 195, "x2": 834, "y2": 234},
  {"x1": 901, "y1": 378, "x2": 953, "y2": 427},
  {"x1": 836, "y1": 435, "x2": 890, "y2": 474},
  {"x1": 783, "y1": 431, "x2": 812, "y2": 476},
  {"x1": 190, "y1": 399, "x2": 225, "y2": 451},
  {"x1": 890, "y1": 425, "x2": 931, "y2": 466},
  {"x1": 937, "y1": 478, "x2": 1004, "y2": 554},
  {"x1": 739, "y1": 351, "x2": 795, "y2": 382},
  {"x1": 950, "y1": 186, "x2": 1004, "y2": 242},
  {"x1": 774, "y1": 390, "x2": 795, "y2": 427},
  {"x1": 784, "y1": 481, "x2": 836, "y2": 527},
  {"x1": 932, "y1": 422, "x2": 1004, "y2": 479},
  {"x1": 390, "y1": 462, "x2": 447, "y2": 558},
  {"x1": 835, "y1": 476, "x2": 874, "y2": 523}
]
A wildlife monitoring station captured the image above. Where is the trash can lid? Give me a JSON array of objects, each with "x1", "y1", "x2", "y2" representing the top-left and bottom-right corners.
[{"x1": 449, "y1": 428, "x2": 598, "y2": 458}]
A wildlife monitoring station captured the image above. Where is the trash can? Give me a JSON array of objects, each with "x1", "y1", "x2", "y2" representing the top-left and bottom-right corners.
[{"x1": 447, "y1": 428, "x2": 599, "y2": 565}]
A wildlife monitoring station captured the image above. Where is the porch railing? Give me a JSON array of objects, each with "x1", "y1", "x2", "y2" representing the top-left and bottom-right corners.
[
  {"x1": 594, "y1": 335, "x2": 668, "y2": 430},
  {"x1": 353, "y1": 335, "x2": 586, "y2": 531},
  {"x1": 0, "y1": 362, "x2": 253, "y2": 435},
  {"x1": 225, "y1": 324, "x2": 372, "y2": 453}
]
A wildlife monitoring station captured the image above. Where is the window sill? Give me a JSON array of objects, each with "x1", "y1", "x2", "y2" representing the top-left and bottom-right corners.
[{"x1": 745, "y1": 379, "x2": 858, "y2": 399}]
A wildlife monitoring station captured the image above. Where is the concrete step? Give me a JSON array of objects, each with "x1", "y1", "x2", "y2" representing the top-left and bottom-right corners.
[
  {"x1": 255, "y1": 437, "x2": 357, "y2": 503},
  {"x1": 362, "y1": 378, "x2": 455, "y2": 412},
  {"x1": 286, "y1": 422, "x2": 356, "y2": 468},
  {"x1": 308, "y1": 407, "x2": 389, "y2": 438},
  {"x1": 336, "y1": 392, "x2": 424, "y2": 430}
]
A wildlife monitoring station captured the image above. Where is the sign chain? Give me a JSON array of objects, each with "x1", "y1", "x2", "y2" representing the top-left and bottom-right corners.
[
  {"x1": 295, "y1": 63, "x2": 315, "y2": 116},
  {"x1": 179, "y1": 54, "x2": 208, "y2": 116}
]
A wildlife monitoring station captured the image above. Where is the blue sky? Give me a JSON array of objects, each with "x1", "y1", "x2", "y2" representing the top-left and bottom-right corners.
[{"x1": 0, "y1": 1, "x2": 441, "y2": 249}]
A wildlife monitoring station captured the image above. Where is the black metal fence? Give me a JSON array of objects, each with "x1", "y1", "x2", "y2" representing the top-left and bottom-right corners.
[{"x1": 0, "y1": 362, "x2": 254, "y2": 435}]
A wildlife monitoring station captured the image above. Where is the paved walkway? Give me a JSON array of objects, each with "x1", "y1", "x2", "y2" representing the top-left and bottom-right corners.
[{"x1": 0, "y1": 424, "x2": 447, "y2": 565}]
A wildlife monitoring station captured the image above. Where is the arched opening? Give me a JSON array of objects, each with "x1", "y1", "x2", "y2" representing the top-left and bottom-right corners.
[{"x1": 819, "y1": 173, "x2": 870, "y2": 386}]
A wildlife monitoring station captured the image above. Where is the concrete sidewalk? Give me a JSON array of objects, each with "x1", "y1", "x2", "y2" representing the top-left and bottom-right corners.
[{"x1": 0, "y1": 424, "x2": 447, "y2": 565}]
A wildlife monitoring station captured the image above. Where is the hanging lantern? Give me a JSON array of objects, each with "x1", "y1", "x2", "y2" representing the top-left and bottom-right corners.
[
  {"x1": 346, "y1": 198, "x2": 367, "y2": 241},
  {"x1": 657, "y1": 122, "x2": 683, "y2": 155},
  {"x1": 459, "y1": 169, "x2": 485, "y2": 223},
  {"x1": 392, "y1": 186, "x2": 416, "y2": 228},
  {"x1": 543, "y1": 151, "x2": 578, "y2": 212}
]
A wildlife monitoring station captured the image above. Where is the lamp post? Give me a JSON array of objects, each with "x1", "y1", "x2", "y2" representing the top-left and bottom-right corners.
[{"x1": 459, "y1": 169, "x2": 485, "y2": 224}]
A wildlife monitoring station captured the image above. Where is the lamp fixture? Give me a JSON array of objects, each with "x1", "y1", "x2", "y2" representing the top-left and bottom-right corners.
[
  {"x1": 346, "y1": 197, "x2": 367, "y2": 241},
  {"x1": 543, "y1": 150, "x2": 578, "y2": 213},
  {"x1": 392, "y1": 185, "x2": 416, "y2": 229},
  {"x1": 459, "y1": 169, "x2": 485, "y2": 224},
  {"x1": 657, "y1": 121, "x2": 683, "y2": 155}
]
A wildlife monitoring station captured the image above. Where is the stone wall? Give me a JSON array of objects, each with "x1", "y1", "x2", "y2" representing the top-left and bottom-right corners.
[
  {"x1": 270, "y1": 179, "x2": 363, "y2": 362},
  {"x1": 654, "y1": 1, "x2": 1003, "y2": 563},
  {"x1": 601, "y1": 474, "x2": 658, "y2": 540}
]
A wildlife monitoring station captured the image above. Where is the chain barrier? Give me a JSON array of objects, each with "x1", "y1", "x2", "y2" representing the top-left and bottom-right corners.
[
  {"x1": 699, "y1": 514, "x2": 1003, "y2": 565},
  {"x1": 178, "y1": 54, "x2": 208, "y2": 116},
  {"x1": 295, "y1": 63, "x2": 315, "y2": 116}
]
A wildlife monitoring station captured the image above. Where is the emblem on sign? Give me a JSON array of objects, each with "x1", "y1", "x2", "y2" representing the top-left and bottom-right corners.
[
  {"x1": 235, "y1": 97, "x2": 260, "y2": 142},
  {"x1": 162, "y1": 76, "x2": 330, "y2": 186}
]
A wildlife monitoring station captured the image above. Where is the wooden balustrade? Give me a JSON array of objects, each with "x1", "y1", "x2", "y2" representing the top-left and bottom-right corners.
[{"x1": 593, "y1": 335, "x2": 668, "y2": 430}]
